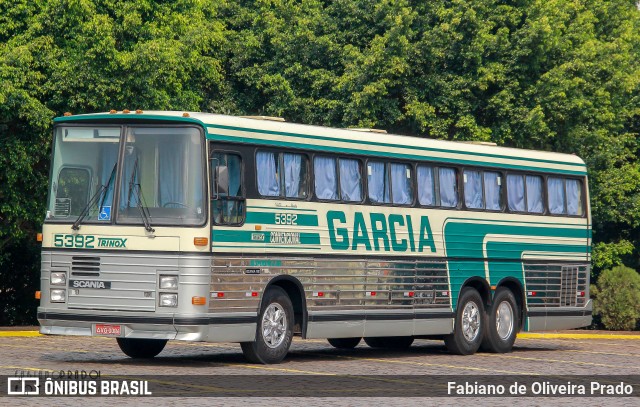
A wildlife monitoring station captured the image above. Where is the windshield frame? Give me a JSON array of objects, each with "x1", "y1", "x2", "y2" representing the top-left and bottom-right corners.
[{"x1": 45, "y1": 123, "x2": 209, "y2": 228}]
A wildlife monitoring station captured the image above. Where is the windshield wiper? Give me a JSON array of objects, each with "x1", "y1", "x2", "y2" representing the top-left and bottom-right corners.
[
  {"x1": 72, "y1": 163, "x2": 117, "y2": 231},
  {"x1": 126, "y1": 157, "x2": 155, "y2": 233}
]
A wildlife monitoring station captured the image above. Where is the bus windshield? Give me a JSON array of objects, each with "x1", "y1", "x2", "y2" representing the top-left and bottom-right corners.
[{"x1": 46, "y1": 125, "x2": 206, "y2": 226}]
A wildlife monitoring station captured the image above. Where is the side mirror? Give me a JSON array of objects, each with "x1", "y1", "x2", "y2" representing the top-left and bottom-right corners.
[{"x1": 215, "y1": 165, "x2": 229, "y2": 197}]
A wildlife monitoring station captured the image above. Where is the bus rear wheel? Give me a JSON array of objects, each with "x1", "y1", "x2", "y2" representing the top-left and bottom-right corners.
[
  {"x1": 364, "y1": 336, "x2": 414, "y2": 349},
  {"x1": 116, "y1": 338, "x2": 167, "y2": 359},
  {"x1": 328, "y1": 337, "x2": 361, "y2": 349},
  {"x1": 481, "y1": 287, "x2": 519, "y2": 353},
  {"x1": 445, "y1": 288, "x2": 485, "y2": 355},
  {"x1": 241, "y1": 286, "x2": 294, "y2": 364}
]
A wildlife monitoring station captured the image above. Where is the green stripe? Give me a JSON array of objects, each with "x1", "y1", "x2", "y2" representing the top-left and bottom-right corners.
[
  {"x1": 246, "y1": 212, "x2": 319, "y2": 226},
  {"x1": 206, "y1": 124, "x2": 586, "y2": 169},
  {"x1": 208, "y1": 132, "x2": 587, "y2": 176}
]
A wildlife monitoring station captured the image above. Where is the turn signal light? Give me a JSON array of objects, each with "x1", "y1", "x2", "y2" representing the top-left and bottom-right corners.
[
  {"x1": 35, "y1": 291, "x2": 41, "y2": 300},
  {"x1": 194, "y1": 237, "x2": 208, "y2": 246},
  {"x1": 192, "y1": 296, "x2": 206, "y2": 305},
  {"x1": 36, "y1": 233, "x2": 43, "y2": 242}
]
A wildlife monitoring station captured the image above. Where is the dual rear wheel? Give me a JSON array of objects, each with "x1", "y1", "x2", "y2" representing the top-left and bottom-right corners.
[{"x1": 445, "y1": 287, "x2": 519, "y2": 355}]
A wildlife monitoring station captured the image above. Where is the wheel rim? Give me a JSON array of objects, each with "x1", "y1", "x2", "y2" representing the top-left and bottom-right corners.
[
  {"x1": 495, "y1": 301, "x2": 514, "y2": 340},
  {"x1": 462, "y1": 301, "x2": 481, "y2": 342},
  {"x1": 262, "y1": 303, "x2": 287, "y2": 348}
]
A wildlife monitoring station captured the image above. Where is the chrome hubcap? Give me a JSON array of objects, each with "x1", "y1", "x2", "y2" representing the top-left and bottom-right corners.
[
  {"x1": 496, "y1": 301, "x2": 514, "y2": 340},
  {"x1": 462, "y1": 301, "x2": 481, "y2": 342},
  {"x1": 262, "y1": 303, "x2": 287, "y2": 348}
]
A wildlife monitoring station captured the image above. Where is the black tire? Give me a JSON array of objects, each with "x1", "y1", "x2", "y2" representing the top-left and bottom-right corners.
[
  {"x1": 116, "y1": 338, "x2": 167, "y2": 359},
  {"x1": 328, "y1": 337, "x2": 361, "y2": 349},
  {"x1": 241, "y1": 286, "x2": 294, "y2": 364},
  {"x1": 480, "y1": 287, "x2": 519, "y2": 353},
  {"x1": 364, "y1": 336, "x2": 414, "y2": 349},
  {"x1": 445, "y1": 288, "x2": 485, "y2": 355}
]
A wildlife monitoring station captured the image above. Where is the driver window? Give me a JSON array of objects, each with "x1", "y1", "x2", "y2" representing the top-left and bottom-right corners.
[
  {"x1": 211, "y1": 152, "x2": 244, "y2": 225},
  {"x1": 55, "y1": 167, "x2": 92, "y2": 217}
]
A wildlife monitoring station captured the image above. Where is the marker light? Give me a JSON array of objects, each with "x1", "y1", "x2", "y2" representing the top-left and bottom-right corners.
[
  {"x1": 135, "y1": 109, "x2": 143, "y2": 114},
  {"x1": 159, "y1": 275, "x2": 178, "y2": 290},
  {"x1": 109, "y1": 109, "x2": 117, "y2": 114},
  {"x1": 159, "y1": 293, "x2": 178, "y2": 307},
  {"x1": 50, "y1": 289, "x2": 66, "y2": 303},
  {"x1": 194, "y1": 237, "x2": 208, "y2": 246},
  {"x1": 35, "y1": 291, "x2": 41, "y2": 300},
  {"x1": 36, "y1": 233, "x2": 43, "y2": 242},
  {"x1": 192, "y1": 296, "x2": 206, "y2": 305},
  {"x1": 50, "y1": 272, "x2": 67, "y2": 286}
]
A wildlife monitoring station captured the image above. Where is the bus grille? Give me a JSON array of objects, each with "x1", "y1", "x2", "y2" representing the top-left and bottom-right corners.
[
  {"x1": 71, "y1": 256, "x2": 101, "y2": 277},
  {"x1": 524, "y1": 264, "x2": 588, "y2": 307}
]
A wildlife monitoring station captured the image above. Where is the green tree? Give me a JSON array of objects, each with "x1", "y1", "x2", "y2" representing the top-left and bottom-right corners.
[{"x1": 592, "y1": 265, "x2": 640, "y2": 330}]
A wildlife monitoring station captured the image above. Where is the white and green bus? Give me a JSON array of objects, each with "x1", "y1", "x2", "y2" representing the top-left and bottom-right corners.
[{"x1": 38, "y1": 111, "x2": 591, "y2": 363}]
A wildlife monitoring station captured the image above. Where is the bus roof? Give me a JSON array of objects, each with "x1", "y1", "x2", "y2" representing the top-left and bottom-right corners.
[{"x1": 55, "y1": 111, "x2": 587, "y2": 176}]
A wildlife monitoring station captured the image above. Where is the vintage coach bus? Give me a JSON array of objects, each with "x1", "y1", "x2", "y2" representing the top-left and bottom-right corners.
[{"x1": 38, "y1": 111, "x2": 592, "y2": 363}]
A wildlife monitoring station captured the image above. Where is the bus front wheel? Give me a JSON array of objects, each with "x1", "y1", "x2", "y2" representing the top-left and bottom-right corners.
[
  {"x1": 116, "y1": 338, "x2": 167, "y2": 359},
  {"x1": 481, "y1": 287, "x2": 519, "y2": 353},
  {"x1": 445, "y1": 288, "x2": 485, "y2": 355},
  {"x1": 241, "y1": 286, "x2": 294, "y2": 364}
]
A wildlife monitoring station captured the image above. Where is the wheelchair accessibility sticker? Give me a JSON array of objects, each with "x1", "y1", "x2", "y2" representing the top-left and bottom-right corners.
[{"x1": 98, "y1": 206, "x2": 111, "y2": 221}]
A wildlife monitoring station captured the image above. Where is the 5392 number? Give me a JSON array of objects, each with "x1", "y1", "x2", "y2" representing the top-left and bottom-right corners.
[
  {"x1": 53, "y1": 234, "x2": 95, "y2": 248},
  {"x1": 274, "y1": 213, "x2": 297, "y2": 225}
]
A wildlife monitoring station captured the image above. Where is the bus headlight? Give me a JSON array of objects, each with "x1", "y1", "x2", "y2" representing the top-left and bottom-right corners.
[
  {"x1": 159, "y1": 293, "x2": 178, "y2": 307},
  {"x1": 159, "y1": 275, "x2": 178, "y2": 290},
  {"x1": 50, "y1": 289, "x2": 66, "y2": 303},
  {"x1": 50, "y1": 272, "x2": 67, "y2": 286}
]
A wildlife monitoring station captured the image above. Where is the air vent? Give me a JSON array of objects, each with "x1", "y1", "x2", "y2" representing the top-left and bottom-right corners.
[
  {"x1": 71, "y1": 256, "x2": 101, "y2": 277},
  {"x1": 560, "y1": 266, "x2": 578, "y2": 307}
]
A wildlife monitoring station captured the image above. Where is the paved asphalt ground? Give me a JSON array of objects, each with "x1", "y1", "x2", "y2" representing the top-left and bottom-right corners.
[{"x1": 1, "y1": 329, "x2": 639, "y2": 406}]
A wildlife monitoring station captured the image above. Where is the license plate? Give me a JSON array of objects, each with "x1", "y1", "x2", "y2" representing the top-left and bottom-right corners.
[{"x1": 95, "y1": 324, "x2": 121, "y2": 336}]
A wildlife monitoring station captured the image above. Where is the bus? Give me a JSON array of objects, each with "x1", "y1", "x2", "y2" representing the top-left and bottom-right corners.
[{"x1": 38, "y1": 110, "x2": 592, "y2": 364}]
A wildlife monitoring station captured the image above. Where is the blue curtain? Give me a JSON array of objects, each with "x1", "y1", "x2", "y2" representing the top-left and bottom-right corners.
[
  {"x1": 158, "y1": 141, "x2": 186, "y2": 207},
  {"x1": 227, "y1": 154, "x2": 241, "y2": 197},
  {"x1": 417, "y1": 166, "x2": 434, "y2": 206},
  {"x1": 464, "y1": 170, "x2": 483, "y2": 209},
  {"x1": 507, "y1": 174, "x2": 525, "y2": 212},
  {"x1": 391, "y1": 163, "x2": 412, "y2": 204},
  {"x1": 257, "y1": 151, "x2": 280, "y2": 196},
  {"x1": 314, "y1": 156, "x2": 337, "y2": 200},
  {"x1": 284, "y1": 153, "x2": 302, "y2": 198},
  {"x1": 484, "y1": 172, "x2": 501, "y2": 210},
  {"x1": 566, "y1": 179, "x2": 581, "y2": 215},
  {"x1": 526, "y1": 176, "x2": 543, "y2": 213},
  {"x1": 368, "y1": 161, "x2": 390, "y2": 203},
  {"x1": 339, "y1": 158, "x2": 362, "y2": 201},
  {"x1": 548, "y1": 177, "x2": 566, "y2": 214},
  {"x1": 99, "y1": 144, "x2": 118, "y2": 213},
  {"x1": 439, "y1": 167, "x2": 458, "y2": 207}
]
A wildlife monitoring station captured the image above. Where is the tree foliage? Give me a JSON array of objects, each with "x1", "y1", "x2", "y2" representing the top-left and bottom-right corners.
[
  {"x1": 592, "y1": 265, "x2": 640, "y2": 330},
  {"x1": 1, "y1": 0, "x2": 639, "y2": 324}
]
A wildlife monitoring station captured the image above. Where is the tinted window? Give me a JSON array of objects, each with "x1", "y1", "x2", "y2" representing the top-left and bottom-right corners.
[
  {"x1": 526, "y1": 175, "x2": 543, "y2": 213},
  {"x1": 368, "y1": 161, "x2": 390, "y2": 203},
  {"x1": 484, "y1": 171, "x2": 502, "y2": 211},
  {"x1": 339, "y1": 158, "x2": 363, "y2": 202},
  {"x1": 507, "y1": 174, "x2": 525, "y2": 212},
  {"x1": 566, "y1": 179, "x2": 583, "y2": 216},
  {"x1": 391, "y1": 163, "x2": 413, "y2": 205},
  {"x1": 439, "y1": 167, "x2": 458, "y2": 207},
  {"x1": 314, "y1": 156, "x2": 338, "y2": 200},
  {"x1": 548, "y1": 177, "x2": 566, "y2": 214},
  {"x1": 212, "y1": 152, "x2": 244, "y2": 225},
  {"x1": 417, "y1": 165, "x2": 435, "y2": 206},
  {"x1": 464, "y1": 170, "x2": 483, "y2": 209}
]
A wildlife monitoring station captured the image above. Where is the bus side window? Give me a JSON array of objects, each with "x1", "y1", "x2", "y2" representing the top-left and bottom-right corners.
[
  {"x1": 212, "y1": 152, "x2": 244, "y2": 225},
  {"x1": 566, "y1": 179, "x2": 583, "y2": 216},
  {"x1": 526, "y1": 175, "x2": 544, "y2": 213},
  {"x1": 548, "y1": 177, "x2": 566, "y2": 215}
]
